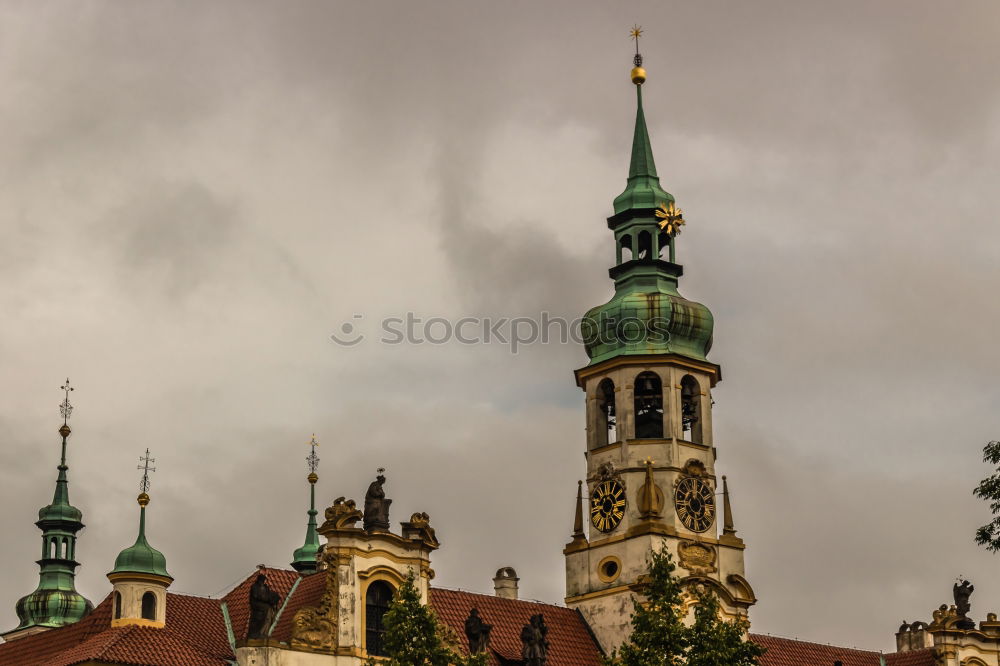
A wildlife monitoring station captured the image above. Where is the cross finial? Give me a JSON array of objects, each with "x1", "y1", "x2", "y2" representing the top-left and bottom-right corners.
[
  {"x1": 630, "y1": 25, "x2": 643, "y2": 66},
  {"x1": 306, "y1": 434, "x2": 320, "y2": 475},
  {"x1": 138, "y1": 448, "x2": 156, "y2": 493},
  {"x1": 59, "y1": 378, "x2": 74, "y2": 425},
  {"x1": 377, "y1": 467, "x2": 386, "y2": 476}
]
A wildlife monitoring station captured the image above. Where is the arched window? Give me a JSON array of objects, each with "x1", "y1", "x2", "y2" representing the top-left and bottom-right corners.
[
  {"x1": 637, "y1": 231, "x2": 652, "y2": 260},
  {"x1": 365, "y1": 581, "x2": 395, "y2": 656},
  {"x1": 114, "y1": 591, "x2": 122, "y2": 619},
  {"x1": 596, "y1": 378, "x2": 617, "y2": 447},
  {"x1": 634, "y1": 372, "x2": 663, "y2": 439},
  {"x1": 141, "y1": 592, "x2": 156, "y2": 621},
  {"x1": 49, "y1": 539, "x2": 57, "y2": 559},
  {"x1": 619, "y1": 234, "x2": 633, "y2": 263},
  {"x1": 681, "y1": 375, "x2": 703, "y2": 443},
  {"x1": 657, "y1": 230, "x2": 670, "y2": 259},
  {"x1": 61, "y1": 537, "x2": 69, "y2": 559}
]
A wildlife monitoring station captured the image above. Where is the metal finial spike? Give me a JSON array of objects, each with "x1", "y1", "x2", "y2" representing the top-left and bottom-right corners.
[
  {"x1": 630, "y1": 24, "x2": 643, "y2": 66},
  {"x1": 59, "y1": 378, "x2": 75, "y2": 424},
  {"x1": 138, "y1": 448, "x2": 156, "y2": 494},
  {"x1": 306, "y1": 434, "x2": 320, "y2": 475}
]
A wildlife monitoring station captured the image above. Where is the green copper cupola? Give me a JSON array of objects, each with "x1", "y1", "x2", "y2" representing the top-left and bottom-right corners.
[
  {"x1": 582, "y1": 49, "x2": 714, "y2": 365},
  {"x1": 108, "y1": 449, "x2": 172, "y2": 628},
  {"x1": 109, "y1": 450, "x2": 171, "y2": 580},
  {"x1": 291, "y1": 435, "x2": 321, "y2": 574},
  {"x1": 8, "y1": 380, "x2": 93, "y2": 638}
]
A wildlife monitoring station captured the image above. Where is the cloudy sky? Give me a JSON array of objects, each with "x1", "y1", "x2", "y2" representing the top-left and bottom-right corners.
[{"x1": 1, "y1": 0, "x2": 999, "y2": 653}]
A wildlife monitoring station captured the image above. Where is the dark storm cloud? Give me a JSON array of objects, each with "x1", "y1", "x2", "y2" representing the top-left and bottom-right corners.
[{"x1": 0, "y1": 0, "x2": 998, "y2": 654}]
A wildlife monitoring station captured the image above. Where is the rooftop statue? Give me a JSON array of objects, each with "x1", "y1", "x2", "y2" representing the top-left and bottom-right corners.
[
  {"x1": 363, "y1": 470, "x2": 391, "y2": 532},
  {"x1": 521, "y1": 613, "x2": 549, "y2": 666},
  {"x1": 464, "y1": 608, "x2": 492, "y2": 654},
  {"x1": 248, "y1": 572, "x2": 281, "y2": 639},
  {"x1": 954, "y1": 579, "x2": 976, "y2": 630}
]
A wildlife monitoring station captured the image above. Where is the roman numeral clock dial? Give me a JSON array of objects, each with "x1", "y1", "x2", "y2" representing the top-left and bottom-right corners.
[
  {"x1": 590, "y1": 480, "x2": 626, "y2": 533},
  {"x1": 674, "y1": 476, "x2": 716, "y2": 533}
]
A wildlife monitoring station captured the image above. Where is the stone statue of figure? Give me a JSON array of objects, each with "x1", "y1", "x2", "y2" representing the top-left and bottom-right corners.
[
  {"x1": 954, "y1": 580, "x2": 975, "y2": 629},
  {"x1": 464, "y1": 608, "x2": 492, "y2": 654},
  {"x1": 248, "y1": 573, "x2": 281, "y2": 639},
  {"x1": 520, "y1": 614, "x2": 549, "y2": 666},
  {"x1": 363, "y1": 473, "x2": 391, "y2": 531}
]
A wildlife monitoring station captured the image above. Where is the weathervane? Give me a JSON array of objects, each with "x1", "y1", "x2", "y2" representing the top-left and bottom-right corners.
[
  {"x1": 59, "y1": 378, "x2": 74, "y2": 425},
  {"x1": 306, "y1": 434, "x2": 320, "y2": 475},
  {"x1": 138, "y1": 448, "x2": 156, "y2": 494},
  {"x1": 630, "y1": 25, "x2": 643, "y2": 67}
]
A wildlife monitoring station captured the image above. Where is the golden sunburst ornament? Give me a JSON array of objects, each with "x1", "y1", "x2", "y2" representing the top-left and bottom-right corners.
[{"x1": 656, "y1": 201, "x2": 686, "y2": 236}]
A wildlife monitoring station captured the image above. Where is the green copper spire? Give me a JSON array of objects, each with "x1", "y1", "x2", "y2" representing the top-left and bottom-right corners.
[
  {"x1": 291, "y1": 435, "x2": 321, "y2": 574},
  {"x1": 582, "y1": 41, "x2": 714, "y2": 366},
  {"x1": 110, "y1": 450, "x2": 171, "y2": 579},
  {"x1": 612, "y1": 85, "x2": 674, "y2": 216},
  {"x1": 612, "y1": 35, "x2": 673, "y2": 217},
  {"x1": 10, "y1": 380, "x2": 93, "y2": 635}
]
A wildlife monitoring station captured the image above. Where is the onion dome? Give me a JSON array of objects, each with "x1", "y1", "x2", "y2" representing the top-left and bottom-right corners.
[{"x1": 109, "y1": 492, "x2": 171, "y2": 580}]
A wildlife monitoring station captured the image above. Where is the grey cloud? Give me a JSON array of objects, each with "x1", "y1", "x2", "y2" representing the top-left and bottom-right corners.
[{"x1": 1, "y1": 1, "x2": 999, "y2": 656}]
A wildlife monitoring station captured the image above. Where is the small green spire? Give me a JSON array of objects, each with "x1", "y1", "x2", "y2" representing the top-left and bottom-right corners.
[
  {"x1": 612, "y1": 75, "x2": 673, "y2": 216},
  {"x1": 11, "y1": 380, "x2": 93, "y2": 634},
  {"x1": 292, "y1": 435, "x2": 321, "y2": 574},
  {"x1": 109, "y1": 450, "x2": 171, "y2": 580}
]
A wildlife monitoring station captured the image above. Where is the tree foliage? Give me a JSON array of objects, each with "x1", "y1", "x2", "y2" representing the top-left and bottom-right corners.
[
  {"x1": 605, "y1": 546, "x2": 763, "y2": 666},
  {"x1": 974, "y1": 441, "x2": 1000, "y2": 551},
  {"x1": 367, "y1": 572, "x2": 487, "y2": 666}
]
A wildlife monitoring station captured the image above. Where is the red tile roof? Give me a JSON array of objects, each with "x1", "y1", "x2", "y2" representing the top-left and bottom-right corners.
[
  {"x1": 752, "y1": 634, "x2": 938, "y2": 666},
  {"x1": 0, "y1": 596, "x2": 114, "y2": 666},
  {"x1": 430, "y1": 587, "x2": 603, "y2": 666},
  {"x1": 0, "y1": 570, "x2": 939, "y2": 666},
  {"x1": 270, "y1": 570, "x2": 328, "y2": 644}
]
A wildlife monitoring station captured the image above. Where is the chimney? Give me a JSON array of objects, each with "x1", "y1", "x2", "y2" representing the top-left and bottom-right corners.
[{"x1": 493, "y1": 567, "x2": 519, "y2": 600}]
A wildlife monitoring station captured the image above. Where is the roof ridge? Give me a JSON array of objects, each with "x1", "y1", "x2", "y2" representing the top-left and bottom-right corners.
[
  {"x1": 430, "y1": 586, "x2": 567, "y2": 608},
  {"x1": 751, "y1": 633, "x2": 883, "y2": 654}
]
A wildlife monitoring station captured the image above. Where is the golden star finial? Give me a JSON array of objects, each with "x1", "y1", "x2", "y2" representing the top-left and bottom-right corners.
[
  {"x1": 630, "y1": 25, "x2": 643, "y2": 42},
  {"x1": 656, "y1": 201, "x2": 686, "y2": 236}
]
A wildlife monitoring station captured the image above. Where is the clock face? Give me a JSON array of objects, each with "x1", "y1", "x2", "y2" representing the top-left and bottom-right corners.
[
  {"x1": 674, "y1": 476, "x2": 715, "y2": 533},
  {"x1": 590, "y1": 480, "x2": 626, "y2": 533}
]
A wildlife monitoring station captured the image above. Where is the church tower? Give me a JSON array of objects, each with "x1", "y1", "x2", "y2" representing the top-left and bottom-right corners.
[
  {"x1": 564, "y1": 38, "x2": 755, "y2": 653},
  {"x1": 4, "y1": 380, "x2": 93, "y2": 641}
]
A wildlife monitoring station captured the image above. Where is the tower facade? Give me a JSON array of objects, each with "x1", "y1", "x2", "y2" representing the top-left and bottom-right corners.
[
  {"x1": 564, "y1": 57, "x2": 755, "y2": 653},
  {"x1": 5, "y1": 383, "x2": 93, "y2": 640}
]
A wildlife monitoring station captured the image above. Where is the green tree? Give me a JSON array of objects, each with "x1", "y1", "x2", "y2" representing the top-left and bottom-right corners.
[
  {"x1": 605, "y1": 546, "x2": 763, "y2": 666},
  {"x1": 367, "y1": 572, "x2": 487, "y2": 666},
  {"x1": 686, "y1": 587, "x2": 764, "y2": 666},
  {"x1": 605, "y1": 546, "x2": 688, "y2": 666},
  {"x1": 974, "y1": 441, "x2": 1000, "y2": 551}
]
